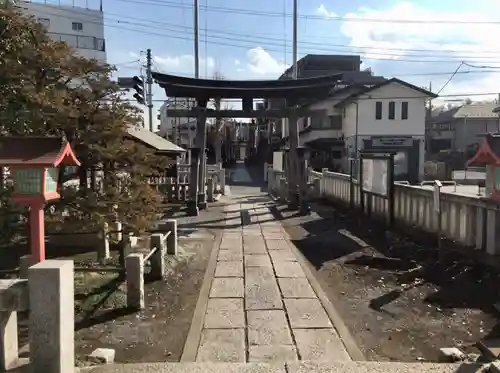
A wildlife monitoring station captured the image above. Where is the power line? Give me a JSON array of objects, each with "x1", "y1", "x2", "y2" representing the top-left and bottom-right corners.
[
  {"x1": 437, "y1": 62, "x2": 464, "y2": 95},
  {"x1": 123, "y1": 92, "x2": 500, "y2": 103},
  {"x1": 18, "y1": 6, "x2": 500, "y2": 63},
  {"x1": 114, "y1": 0, "x2": 500, "y2": 26}
]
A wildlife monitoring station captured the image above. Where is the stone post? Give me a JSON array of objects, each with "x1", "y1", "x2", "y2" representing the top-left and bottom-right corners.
[
  {"x1": 126, "y1": 253, "x2": 144, "y2": 310},
  {"x1": 219, "y1": 168, "x2": 226, "y2": 194},
  {"x1": 29, "y1": 260, "x2": 74, "y2": 373},
  {"x1": 162, "y1": 219, "x2": 178, "y2": 256},
  {"x1": 195, "y1": 99, "x2": 209, "y2": 210},
  {"x1": 486, "y1": 208, "x2": 500, "y2": 255},
  {"x1": 111, "y1": 221, "x2": 122, "y2": 243},
  {"x1": 18, "y1": 254, "x2": 33, "y2": 280},
  {"x1": 287, "y1": 111, "x2": 299, "y2": 209},
  {"x1": 188, "y1": 147, "x2": 201, "y2": 216},
  {"x1": 98, "y1": 222, "x2": 110, "y2": 262},
  {"x1": 207, "y1": 178, "x2": 214, "y2": 202},
  {"x1": 149, "y1": 234, "x2": 166, "y2": 280},
  {"x1": 296, "y1": 147, "x2": 311, "y2": 215},
  {"x1": 0, "y1": 311, "x2": 18, "y2": 371}
]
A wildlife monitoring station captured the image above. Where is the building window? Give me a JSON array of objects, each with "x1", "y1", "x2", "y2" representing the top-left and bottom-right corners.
[
  {"x1": 72, "y1": 22, "x2": 83, "y2": 31},
  {"x1": 401, "y1": 102, "x2": 408, "y2": 120},
  {"x1": 38, "y1": 18, "x2": 50, "y2": 28},
  {"x1": 388, "y1": 101, "x2": 395, "y2": 120},
  {"x1": 375, "y1": 101, "x2": 382, "y2": 120}
]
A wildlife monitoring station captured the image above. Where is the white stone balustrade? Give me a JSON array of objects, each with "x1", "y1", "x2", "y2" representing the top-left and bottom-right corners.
[{"x1": 269, "y1": 168, "x2": 500, "y2": 255}]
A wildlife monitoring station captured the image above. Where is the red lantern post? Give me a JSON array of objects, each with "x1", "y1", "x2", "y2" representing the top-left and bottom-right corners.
[{"x1": 0, "y1": 137, "x2": 80, "y2": 263}]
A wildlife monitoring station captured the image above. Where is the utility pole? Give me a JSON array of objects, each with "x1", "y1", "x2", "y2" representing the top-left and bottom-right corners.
[
  {"x1": 287, "y1": 0, "x2": 301, "y2": 210},
  {"x1": 292, "y1": 0, "x2": 298, "y2": 80},
  {"x1": 146, "y1": 48, "x2": 153, "y2": 132},
  {"x1": 194, "y1": 0, "x2": 199, "y2": 79}
]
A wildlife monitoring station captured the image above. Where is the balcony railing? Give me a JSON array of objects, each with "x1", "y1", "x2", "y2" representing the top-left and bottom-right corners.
[{"x1": 48, "y1": 32, "x2": 105, "y2": 52}]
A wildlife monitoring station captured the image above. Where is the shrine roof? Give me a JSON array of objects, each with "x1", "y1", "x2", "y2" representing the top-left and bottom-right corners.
[
  {"x1": 152, "y1": 72, "x2": 344, "y2": 99},
  {"x1": 468, "y1": 134, "x2": 500, "y2": 166},
  {"x1": 0, "y1": 136, "x2": 80, "y2": 167}
]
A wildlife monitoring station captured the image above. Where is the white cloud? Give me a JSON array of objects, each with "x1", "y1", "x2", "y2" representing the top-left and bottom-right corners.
[
  {"x1": 153, "y1": 54, "x2": 215, "y2": 76},
  {"x1": 246, "y1": 47, "x2": 288, "y2": 76},
  {"x1": 318, "y1": 2, "x2": 500, "y2": 100},
  {"x1": 317, "y1": 4, "x2": 337, "y2": 19},
  {"x1": 234, "y1": 59, "x2": 241, "y2": 66}
]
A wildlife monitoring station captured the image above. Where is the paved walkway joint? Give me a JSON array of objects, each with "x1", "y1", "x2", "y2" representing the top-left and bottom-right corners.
[{"x1": 195, "y1": 197, "x2": 351, "y2": 363}]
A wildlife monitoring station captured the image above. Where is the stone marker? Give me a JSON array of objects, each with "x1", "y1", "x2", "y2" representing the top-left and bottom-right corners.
[
  {"x1": 89, "y1": 348, "x2": 115, "y2": 364},
  {"x1": 162, "y1": 219, "x2": 178, "y2": 256},
  {"x1": 126, "y1": 253, "x2": 144, "y2": 310},
  {"x1": 0, "y1": 310, "x2": 18, "y2": 371},
  {"x1": 150, "y1": 233, "x2": 166, "y2": 280},
  {"x1": 207, "y1": 178, "x2": 214, "y2": 202},
  {"x1": 29, "y1": 260, "x2": 74, "y2": 373},
  {"x1": 18, "y1": 255, "x2": 33, "y2": 280},
  {"x1": 98, "y1": 222, "x2": 110, "y2": 261},
  {"x1": 438, "y1": 347, "x2": 465, "y2": 362}
]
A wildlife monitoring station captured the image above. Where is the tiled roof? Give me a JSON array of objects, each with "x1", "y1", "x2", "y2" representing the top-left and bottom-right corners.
[
  {"x1": 0, "y1": 136, "x2": 73, "y2": 166},
  {"x1": 127, "y1": 126, "x2": 186, "y2": 154},
  {"x1": 432, "y1": 103, "x2": 499, "y2": 123}
]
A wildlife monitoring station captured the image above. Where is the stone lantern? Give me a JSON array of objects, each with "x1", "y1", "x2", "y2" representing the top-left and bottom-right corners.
[{"x1": 0, "y1": 136, "x2": 80, "y2": 262}]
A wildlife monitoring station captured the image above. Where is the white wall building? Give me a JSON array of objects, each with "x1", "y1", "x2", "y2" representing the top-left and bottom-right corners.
[
  {"x1": 291, "y1": 78, "x2": 436, "y2": 182},
  {"x1": 16, "y1": 0, "x2": 106, "y2": 62},
  {"x1": 158, "y1": 98, "x2": 198, "y2": 147}
]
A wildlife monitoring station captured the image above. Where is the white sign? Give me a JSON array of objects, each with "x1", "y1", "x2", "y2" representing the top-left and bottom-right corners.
[
  {"x1": 362, "y1": 158, "x2": 389, "y2": 196},
  {"x1": 273, "y1": 151, "x2": 284, "y2": 171},
  {"x1": 372, "y1": 137, "x2": 413, "y2": 147}
]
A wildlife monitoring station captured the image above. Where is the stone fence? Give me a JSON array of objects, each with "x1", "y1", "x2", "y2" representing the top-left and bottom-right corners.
[
  {"x1": 268, "y1": 168, "x2": 500, "y2": 256},
  {"x1": 1, "y1": 260, "x2": 74, "y2": 373}
]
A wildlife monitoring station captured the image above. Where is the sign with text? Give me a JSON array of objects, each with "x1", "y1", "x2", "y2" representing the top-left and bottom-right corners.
[
  {"x1": 372, "y1": 136, "x2": 413, "y2": 148},
  {"x1": 362, "y1": 158, "x2": 389, "y2": 196}
]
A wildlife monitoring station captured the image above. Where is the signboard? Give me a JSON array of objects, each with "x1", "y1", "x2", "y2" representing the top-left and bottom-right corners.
[
  {"x1": 362, "y1": 158, "x2": 389, "y2": 196},
  {"x1": 273, "y1": 151, "x2": 284, "y2": 171},
  {"x1": 372, "y1": 136, "x2": 413, "y2": 147}
]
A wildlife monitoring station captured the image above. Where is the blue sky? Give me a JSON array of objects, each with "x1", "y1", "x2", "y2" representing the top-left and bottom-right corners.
[{"x1": 48, "y1": 0, "x2": 500, "y2": 125}]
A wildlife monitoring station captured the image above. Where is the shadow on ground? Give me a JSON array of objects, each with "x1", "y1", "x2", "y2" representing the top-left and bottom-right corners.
[{"x1": 270, "y1": 198, "x2": 500, "y2": 362}]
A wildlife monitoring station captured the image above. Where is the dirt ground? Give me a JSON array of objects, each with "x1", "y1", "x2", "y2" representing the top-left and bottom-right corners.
[
  {"x1": 1, "y1": 206, "x2": 222, "y2": 365},
  {"x1": 273, "y1": 201, "x2": 500, "y2": 363}
]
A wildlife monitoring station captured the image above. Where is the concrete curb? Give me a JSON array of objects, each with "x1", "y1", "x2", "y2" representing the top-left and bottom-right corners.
[
  {"x1": 271, "y1": 203, "x2": 365, "y2": 361},
  {"x1": 180, "y1": 232, "x2": 223, "y2": 362}
]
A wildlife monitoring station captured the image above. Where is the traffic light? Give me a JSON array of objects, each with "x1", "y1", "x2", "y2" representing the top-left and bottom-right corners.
[{"x1": 132, "y1": 76, "x2": 145, "y2": 105}]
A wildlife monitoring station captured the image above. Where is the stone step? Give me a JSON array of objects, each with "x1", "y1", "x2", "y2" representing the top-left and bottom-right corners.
[{"x1": 81, "y1": 361, "x2": 487, "y2": 373}]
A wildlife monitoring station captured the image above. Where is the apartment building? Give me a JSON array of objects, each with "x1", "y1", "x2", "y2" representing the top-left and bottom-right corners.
[{"x1": 16, "y1": 0, "x2": 106, "y2": 62}]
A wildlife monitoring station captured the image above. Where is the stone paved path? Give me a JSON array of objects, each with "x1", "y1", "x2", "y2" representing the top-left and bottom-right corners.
[{"x1": 195, "y1": 198, "x2": 351, "y2": 363}]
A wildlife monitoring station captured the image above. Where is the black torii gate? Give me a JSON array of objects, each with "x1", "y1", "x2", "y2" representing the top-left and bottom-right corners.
[{"x1": 153, "y1": 72, "x2": 343, "y2": 216}]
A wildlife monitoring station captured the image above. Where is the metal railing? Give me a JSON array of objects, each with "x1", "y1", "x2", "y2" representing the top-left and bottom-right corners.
[{"x1": 48, "y1": 32, "x2": 105, "y2": 52}]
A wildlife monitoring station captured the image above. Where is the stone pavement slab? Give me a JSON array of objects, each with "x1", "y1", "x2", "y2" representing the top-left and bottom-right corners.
[
  {"x1": 218, "y1": 250, "x2": 243, "y2": 261},
  {"x1": 245, "y1": 255, "x2": 272, "y2": 268},
  {"x1": 247, "y1": 310, "x2": 293, "y2": 346},
  {"x1": 192, "y1": 193, "x2": 351, "y2": 364},
  {"x1": 265, "y1": 240, "x2": 290, "y2": 251},
  {"x1": 196, "y1": 329, "x2": 246, "y2": 362},
  {"x1": 245, "y1": 267, "x2": 282, "y2": 310},
  {"x1": 243, "y1": 243, "x2": 267, "y2": 255},
  {"x1": 269, "y1": 250, "x2": 297, "y2": 263},
  {"x1": 292, "y1": 329, "x2": 350, "y2": 362},
  {"x1": 284, "y1": 299, "x2": 332, "y2": 329},
  {"x1": 210, "y1": 278, "x2": 244, "y2": 298},
  {"x1": 248, "y1": 345, "x2": 298, "y2": 363},
  {"x1": 215, "y1": 261, "x2": 244, "y2": 277},
  {"x1": 204, "y1": 298, "x2": 245, "y2": 329},
  {"x1": 278, "y1": 278, "x2": 316, "y2": 299},
  {"x1": 273, "y1": 262, "x2": 306, "y2": 278}
]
